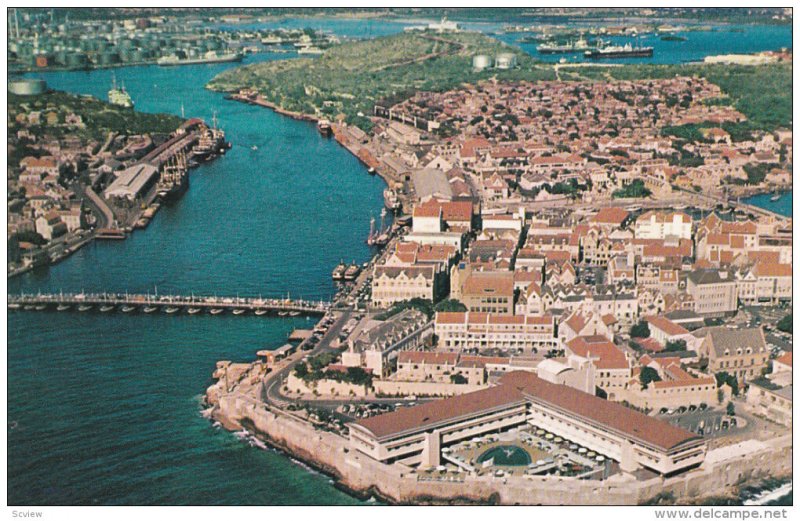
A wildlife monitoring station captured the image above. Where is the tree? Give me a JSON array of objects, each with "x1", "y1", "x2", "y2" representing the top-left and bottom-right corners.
[
  {"x1": 434, "y1": 299, "x2": 467, "y2": 313},
  {"x1": 665, "y1": 339, "x2": 687, "y2": 352},
  {"x1": 777, "y1": 314, "x2": 792, "y2": 334},
  {"x1": 630, "y1": 321, "x2": 651, "y2": 339},
  {"x1": 715, "y1": 371, "x2": 739, "y2": 396},
  {"x1": 613, "y1": 179, "x2": 652, "y2": 199},
  {"x1": 450, "y1": 373, "x2": 468, "y2": 385},
  {"x1": 294, "y1": 362, "x2": 309, "y2": 379},
  {"x1": 726, "y1": 402, "x2": 736, "y2": 416},
  {"x1": 640, "y1": 366, "x2": 661, "y2": 389}
]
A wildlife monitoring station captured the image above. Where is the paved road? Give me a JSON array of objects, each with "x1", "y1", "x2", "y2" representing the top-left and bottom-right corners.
[
  {"x1": 263, "y1": 309, "x2": 354, "y2": 407},
  {"x1": 72, "y1": 181, "x2": 114, "y2": 229}
]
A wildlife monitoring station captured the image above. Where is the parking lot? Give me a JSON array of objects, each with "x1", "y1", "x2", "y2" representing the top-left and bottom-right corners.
[{"x1": 657, "y1": 407, "x2": 744, "y2": 439}]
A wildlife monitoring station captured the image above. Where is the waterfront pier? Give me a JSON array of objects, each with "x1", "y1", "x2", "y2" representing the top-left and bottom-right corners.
[{"x1": 8, "y1": 292, "x2": 329, "y2": 317}]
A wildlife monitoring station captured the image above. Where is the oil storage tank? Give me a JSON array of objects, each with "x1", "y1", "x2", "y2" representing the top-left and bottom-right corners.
[
  {"x1": 472, "y1": 54, "x2": 491, "y2": 71},
  {"x1": 8, "y1": 79, "x2": 47, "y2": 96},
  {"x1": 495, "y1": 53, "x2": 517, "y2": 69}
]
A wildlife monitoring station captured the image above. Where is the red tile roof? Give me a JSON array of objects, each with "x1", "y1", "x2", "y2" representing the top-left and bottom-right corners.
[
  {"x1": 566, "y1": 335, "x2": 629, "y2": 370},
  {"x1": 591, "y1": 207, "x2": 630, "y2": 225}
]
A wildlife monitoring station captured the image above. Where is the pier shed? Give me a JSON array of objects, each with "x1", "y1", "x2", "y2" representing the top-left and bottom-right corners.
[
  {"x1": 260, "y1": 343, "x2": 297, "y2": 367},
  {"x1": 103, "y1": 163, "x2": 159, "y2": 201}
]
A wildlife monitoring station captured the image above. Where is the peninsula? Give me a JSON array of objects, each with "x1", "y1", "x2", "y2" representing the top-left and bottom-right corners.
[{"x1": 201, "y1": 28, "x2": 793, "y2": 505}]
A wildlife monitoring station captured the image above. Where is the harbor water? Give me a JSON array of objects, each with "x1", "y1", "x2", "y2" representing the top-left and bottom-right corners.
[
  {"x1": 8, "y1": 20, "x2": 792, "y2": 505},
  {"x1": 10, "y1": 52, "x2": 383, "y2": 505}
]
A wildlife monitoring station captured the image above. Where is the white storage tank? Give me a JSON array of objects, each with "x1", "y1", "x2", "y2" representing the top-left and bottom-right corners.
[
  {"x1": 495, "y1": 53, "x2": 517, "y2": 69},
  {"x1": 8, "y1": 78, "x2": 47, "y2": 96},
  {"x1": 472, "y1": 54, "x2": 491, "y2": 71}
]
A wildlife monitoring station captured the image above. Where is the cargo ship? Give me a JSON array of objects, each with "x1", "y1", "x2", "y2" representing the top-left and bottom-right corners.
[
  {"x1": 537, "y1": 36, "x2": 593, "y2": 54},
  {"x1": 108, "y1": 75, "x2": 133, "y2": 108},
  {"x1": 584, "y1": 42, "x2": 653, "y2": 59},
  {"x1": 157, "y1": 50, "x2": 243, "y2": 66},
  {"x1": 297, "y1": 46, "x2": 325, "y2": 55},
  {"x1": 193, "y1": 114, "x2": 228, "y2": 161},
  {"x1": 157, "y1": 152, "x2": 188, "y2": 200}
]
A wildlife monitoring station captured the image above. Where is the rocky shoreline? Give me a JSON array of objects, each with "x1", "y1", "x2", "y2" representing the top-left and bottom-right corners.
[{"x1": 204, "y1": 371, "x2": 792, "y2": 506}]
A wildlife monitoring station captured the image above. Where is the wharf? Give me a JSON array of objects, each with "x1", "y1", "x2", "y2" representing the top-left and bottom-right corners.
[{"x1": 8, "y1": 292, "x2": 329, "y2": 317}]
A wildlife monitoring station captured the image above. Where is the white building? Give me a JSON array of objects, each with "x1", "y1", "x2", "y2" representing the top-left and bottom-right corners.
[
  {"x1": 435, "y1": 311, "x2": 558, "y2": 354},
  {"x1": 635, "y1": 211, "x2": 692, "y2": 240}
]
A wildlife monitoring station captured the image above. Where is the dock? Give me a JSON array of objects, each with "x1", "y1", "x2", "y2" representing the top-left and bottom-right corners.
[{"x1": 8, "y1": 292, "x2": 329, "y2": 317}]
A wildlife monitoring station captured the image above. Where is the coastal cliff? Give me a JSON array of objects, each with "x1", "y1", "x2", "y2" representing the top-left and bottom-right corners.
[{"x1": 205, "y1": 368, "x2": 793, "y2": 506}]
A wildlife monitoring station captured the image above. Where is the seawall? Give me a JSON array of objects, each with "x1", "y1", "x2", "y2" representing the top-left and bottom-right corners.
[{"x1": 210, "y1": 388, "x2": 792, "y2": 506}]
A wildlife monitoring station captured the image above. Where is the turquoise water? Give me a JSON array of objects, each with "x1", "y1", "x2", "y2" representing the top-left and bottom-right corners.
[
  {"x1": 498, "y1": 24, "x2": 792, "y2": 64},
  {"x1": 213, "y1": 17, "x2": 791, "y2": 65},
  {"x1": 477, "y1": 445, "x2": 532, "y2": 466},
  {"x1": 9, "y1": 52, "x2": 383, "y2": 505},
  {"x1": 742, "y1": 190, "x2": 793, "y2": 217}
]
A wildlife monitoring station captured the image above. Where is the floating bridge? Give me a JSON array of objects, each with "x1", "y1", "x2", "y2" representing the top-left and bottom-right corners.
[{"x1": 7, "y1": 292, "x2": 330, "y2": 317}]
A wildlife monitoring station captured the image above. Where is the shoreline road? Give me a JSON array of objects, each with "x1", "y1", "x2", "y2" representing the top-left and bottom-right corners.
[
  {"x1": 264, "y1": 309, "x2": 355, "y2": 407},
  {"x1": 74, "y1": 182, "x2": 115, "y2": 230}
]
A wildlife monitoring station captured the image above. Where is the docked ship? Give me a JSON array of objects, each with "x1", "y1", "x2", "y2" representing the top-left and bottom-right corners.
[
  {"x1": 317, "y1": 119, "x2": 332, "y2": 137},
  {"x1": 585, "y1": 42, "x2": 653, "y2": 59},
  {"x1": 192, "y1": 114, "x2": 228, "y2": 161},
  {"x1": 157, "y1": 151, "x2": 189, "y2": 200},
  {"x1": 366, "y1": 208, "x2": 391, "y2": 246},
  {"x1": 332, "y1": 262, "x2": 347, "y2": 281},
  {"x1": 297, "y1": 46, "x2": 325, "y2": 55},
  {"x1": 157, "y1": 50, "x2": 243, "y2": 66},
  {"x1": 108, "y1": 75, "x2": 133, "y2": 108},
  {"x1": 343, "y1": 263, "x2": 361, "y2": 281},
  {"x1": 537, "y1": 35, "x2": 593, "y2": 54},
  {"x1": 383, "y1": 188, "x2": 400, "y2": 211}
]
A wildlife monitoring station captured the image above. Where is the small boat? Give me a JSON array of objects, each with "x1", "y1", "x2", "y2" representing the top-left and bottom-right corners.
[
  {"x1": 368, "y1": 167, "x2": 376, "y2": 175},
  {"x1": 254, "y1": 309, "x2": 268, "y2": 316},
  {"x1": 164, "y1": 306, "x2": 180, "y2": 314},
  {"x1": 251, "y1": 145, "x2": 258, "y2": 151},
  {"x1": 8, "y1": 303, "x2": 21, "y2": 310},
  {"x1": 278, "y1": 311, "x2": 289, "y2": 317},
  {"x1": 770, "y1": 193, "x2": 781, "y2": 202},
  {"x1": 57, "y1": 304, "x2": 71, "y2": 311},
  {"x1": 344, "y1": 263, "x2": 361, "y2": 281},
  {"x1": 78, "y1": 304, "x2": 93, "y2": 312},
  {"x1": 232, "y1": 309, "x2": 246, "y2": 315},
  {"x1": 143, "y1": 306, "x2": 158, "y2": 313},
  {"x1": 99, "y1": 305, "x2": 115, "y2": 312},
  {"x1": 34, "y1": 304, "x2": 47, "y2": 311},
  {"x1": 210, "y1": 308, "x2": 224, "y2": 315},
  {"x1": 332, "y1": 262, "x2": 347, "y2": 281},
  {"x1": 121, "y1": 305, "x2": 136, "y2": 313},
  {"x1": 187, "y1": 308, "x2": 202, "y2": 315},
  {"x1": 289, "y1": 311, "x2": 301, "y2": 317}
]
